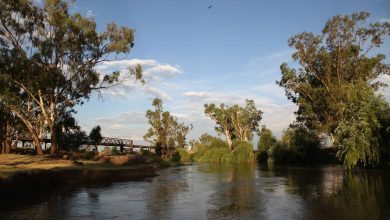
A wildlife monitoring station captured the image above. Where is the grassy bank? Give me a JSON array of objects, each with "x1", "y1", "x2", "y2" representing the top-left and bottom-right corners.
[
  {"x1": 0, "y1": 154, "x2": 162, "y2": 198},
  {"x1": 0, "y1": 154, "x2": 157, "y2": 179}
]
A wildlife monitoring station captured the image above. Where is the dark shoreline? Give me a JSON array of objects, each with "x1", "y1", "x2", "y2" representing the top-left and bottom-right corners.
[{"x1": 0, "y1": 165, "x2": 157, "y2": 199}]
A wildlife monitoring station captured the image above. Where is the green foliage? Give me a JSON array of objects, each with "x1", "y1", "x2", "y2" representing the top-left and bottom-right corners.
[
  {"x1": 197, "y1": 147, "x2": 232, "y2": 163},
  {"x1": 232, "y1": 141, "x2": 255, "y2": 163},
  {"x1": 209, "y1": 138, "x2": 229, "y2": 149},
  {"x1": 193, "y1": 143, "x2": 208, "y2": 161},
  {"x1": 376, "y1": 104, "x2": 390, "y2": 164},
  {"x1": 171, "y1": 148, "x2": 191, "y2": 163},
  {"x1": 0, "y1": 0, "x2": 142, "y2": 154},
  {"x1": 268, "y1": 141, "x2": 290, "y2": 163},
  {"x1": 277, "y1": 11, "x2": 390, "y2": 168},
  {"x1": 257, "y1": 126, "x2": 276, "y2": 153},
  {"x1": 204, "y1": 99, "x2": 263, "y2": 149},
  {"x1": 334, "y1": 83, "x2": 385, "y2": 168},
  {"x1": 204, "y1": 103, "x2": 234, "y2": 149},
  {"x1": 198, "y1": 133, "x2": 217, "y2": 146},
  {"x1": 194, "y1": 139, "x2": 254, "y2": 163},
  {"x1": 56, "y1": 110, "x2": 87, "y2": 151},
  {"x1": 144, "y1": 98, "x2": 192, "y2": 157},
  {"x1": 267, "y1": 126, "x2": 322, "y2": 164}
]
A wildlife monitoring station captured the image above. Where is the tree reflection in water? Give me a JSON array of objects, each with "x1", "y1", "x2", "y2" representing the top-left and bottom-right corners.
[{"x1": 1, "y1": 164, "x2": 389, "y2": 219}]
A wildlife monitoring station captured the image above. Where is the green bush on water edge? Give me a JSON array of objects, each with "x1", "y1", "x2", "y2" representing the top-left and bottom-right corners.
[{"x1": 194, "y1": 139, "x2": 255, "y2": 163}]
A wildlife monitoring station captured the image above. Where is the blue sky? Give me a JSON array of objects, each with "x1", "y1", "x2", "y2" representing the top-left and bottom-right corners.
[{"x1": 65, "y1": 0, "x2": 390, "y2": 144}]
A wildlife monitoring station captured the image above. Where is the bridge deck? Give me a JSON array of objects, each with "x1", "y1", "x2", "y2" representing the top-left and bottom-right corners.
[{"x1": 13, "y1": 137, "x2": 154, "y2": 149}]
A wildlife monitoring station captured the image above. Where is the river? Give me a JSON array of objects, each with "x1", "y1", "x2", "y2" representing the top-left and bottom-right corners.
[{"x1": 1, "y1": 164, "x2": 390, "y2": 220}]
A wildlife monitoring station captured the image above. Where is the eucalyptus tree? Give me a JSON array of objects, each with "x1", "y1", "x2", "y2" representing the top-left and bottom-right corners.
[
  {"x1": 175, "y1": 122, "x2": 193, "y2": 148},
  {"x1": 0, "y1": 0, "x2": 142, "y2": 154},
  {"x1": 277, "y1": 12, "x2": 390, "y2": 168},
  {"x1": 144, "y1": 98, "x2": 165, "y2": 155},
  {"x1": 229, "y1": 99, "x2": 262, "y2": 142},
  {"x1": 204, "y1": 103, "x2": 234, "y2": 150},
  {"x1": 204, "y1": 100, "x2": 262, "y2": 149},
  {"x1": 144, "y1": 98, "x2": 192, "y2": 157}
]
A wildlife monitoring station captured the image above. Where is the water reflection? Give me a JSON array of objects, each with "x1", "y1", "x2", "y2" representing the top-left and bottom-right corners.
[{"x1": 1, "y1": 164, "x2": 389, "y2": 220}]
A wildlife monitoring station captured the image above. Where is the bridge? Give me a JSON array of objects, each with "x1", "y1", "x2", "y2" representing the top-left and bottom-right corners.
[{"x1": 13, "y1": 136, "x2": 154, "y2": 152}]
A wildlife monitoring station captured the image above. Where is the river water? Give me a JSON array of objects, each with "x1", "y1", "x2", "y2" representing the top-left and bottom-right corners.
[{"x1": 1, "y1": 164, "x2": 390, "y2": 220}]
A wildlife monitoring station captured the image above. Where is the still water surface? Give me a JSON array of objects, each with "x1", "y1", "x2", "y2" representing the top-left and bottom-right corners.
[{"x1": 1, "y1": 164, "x2": 390, "y2": 220}]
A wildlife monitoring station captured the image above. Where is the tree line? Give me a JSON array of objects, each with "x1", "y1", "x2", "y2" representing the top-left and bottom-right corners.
[{"x1": 192, "y1": 12, "x2": 390, "y2": 168}]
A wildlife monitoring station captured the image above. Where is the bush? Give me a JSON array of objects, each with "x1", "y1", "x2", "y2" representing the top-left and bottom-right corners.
[
  {"x1": 269, "y1": 141, "x2": 290, "y2": 163},
  {"x1": 266, "y1": 126, "x2": 322, "y2": 164},
  {"x1": 232, "y1": 141, "x2": 255, "y2": 163},
  {"x1": 209, "y1": 139, "x2": 229, "y2": 149},
  {"x1": 257, "y1": 126, "x2": 277, "y2": 153},
  {"x1": 193, "y1": 143, "x2": 208, "y2": 161},
  {"x1": 171, "y1": 148, "x2": 191, "y2": 163},
  {"x1": 197, "y1": 147, "x2": 232, "y2": 163},
  {"x1": 256, "y1": 151, "x2": 268, "y2": 163}
]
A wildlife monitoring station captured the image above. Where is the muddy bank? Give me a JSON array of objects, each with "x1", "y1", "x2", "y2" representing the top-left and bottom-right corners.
[{"x1": 0, "y1": 165, "x2": 157, "y2": 198}]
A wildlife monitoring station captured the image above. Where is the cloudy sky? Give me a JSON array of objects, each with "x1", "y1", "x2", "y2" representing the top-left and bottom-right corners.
[{"x1": 67, "y1": 0, "x2": 390, "y2": 144}]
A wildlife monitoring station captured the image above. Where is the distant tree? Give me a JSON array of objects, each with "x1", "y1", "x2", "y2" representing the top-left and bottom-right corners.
[
  {"x1": 279, "y1": 125, "x2": 322, "y2": 163},
  {"x1": 144, "y1": 98, "x2": 165, "y2": 156},
  {"x1": 0, "y1": 0, "x2": 142, "y2": 154},
  {"x1": 89, "y1": 125, "x2": 102, "y2": 153},
  {"x1": 204, "y1": 103, "x2": 234, "y2": 150},
  {"x1": 229, "y1": 99, "x2": 262, "y2": 141},
  {"x1": 56, "y1": 110, "x2": 86, "y2": 151},
  {"x1": 144, "y1": 98, "x2": 192, "y2": 157},
  {"x1": 205, "y1": 100, "x2": 262, "y2": 150},
  {"x1": 277, "y1": 12, "x2": 390, "y2": 168},
  {"x1": 175, "y1": 122, "x2": 193, "y2": 149},
  {"x1": 257, "y1": 126, "x2": 276, "y2": 153},
  {"x1": 198, "y1": 133, "x2": 217, "y2": 146},
  {"x1": 0, "y1": 102, "x2": 27, "y2": 154}
]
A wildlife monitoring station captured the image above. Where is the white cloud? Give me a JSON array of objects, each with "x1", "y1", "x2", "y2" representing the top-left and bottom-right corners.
[
  {"x1": 181, "y1": 90, "x2": 296, "y2": 138},
  {"x1": 95, "y1": 112, "x2": 146, "y2": 125},
  {"x1": 96, "y1": 59, "x2": 181, "y2": 100},
  {"x1": 142, "y1": 86, "x2": 171, "y2": 100}
]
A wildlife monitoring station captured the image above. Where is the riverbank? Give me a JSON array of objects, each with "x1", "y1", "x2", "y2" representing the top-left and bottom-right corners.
[{"x1": 0, "y1": 154, "x2": 158, "y2": 198}]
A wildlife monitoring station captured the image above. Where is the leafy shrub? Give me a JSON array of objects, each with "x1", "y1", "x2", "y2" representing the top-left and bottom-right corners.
[
  {"x1": 268, "y1": 141, "x2": 289, "y2": 163},
  {"x1": 256, "y1": 151, "x2": 268, "y2": 163},
  {"x1": 193, "y1": 143, "x2": 207, "y2": 161},
  {"x1": 267, "y1": 126, "x2": 322, "y2": 164},
  {"x1": 198, "y1": 147, "x2": 231, "y2": 163},
  {"x1": 257, "y1": 126, "x2": 277, "y2": 153},
  {"x1": 209, "y1": 139, "x2": 229, "y2": 149},
  {"x1": 232, "y1": 141, "x2": 254, "y2": 163},
  {"x1": 176, "y1": 148, "x2": 191, "y2": 162}
]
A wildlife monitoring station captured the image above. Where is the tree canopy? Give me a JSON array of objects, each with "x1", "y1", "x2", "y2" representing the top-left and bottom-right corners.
[
  {"x1": 0, "y1": 0, "x2": 142, "y2": 154},
  {"x1": 277, "y1": 12, "x2": 390, "y2": 168},
  {"x1": 144, "y1": 98, "x2": 192, "y2": 157},
  {"x1": 204, "y1": 99, "x2": 262, "y2": 150}
]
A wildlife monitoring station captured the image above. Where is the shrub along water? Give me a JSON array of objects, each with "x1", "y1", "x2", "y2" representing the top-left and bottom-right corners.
[
  {"x1": 171, "y1": 148, "x2": 191, "y2": 163},
  {"x1": 232, "y1": 140, "x2": 255, "y2": 163},
  {"x1": 194, "y1": 138, "x2": 255, "y2": 163}
]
